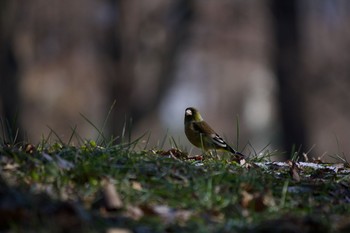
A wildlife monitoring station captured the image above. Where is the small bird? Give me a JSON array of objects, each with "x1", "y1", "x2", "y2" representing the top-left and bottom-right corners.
[{"x1": 184, "y1": 107, "x2": 244, "y2": 157}]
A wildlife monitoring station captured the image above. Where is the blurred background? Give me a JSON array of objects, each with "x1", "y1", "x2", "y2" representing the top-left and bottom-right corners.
[{"x1": 1, "y1": 0, "x2": 350, "y2": 160}]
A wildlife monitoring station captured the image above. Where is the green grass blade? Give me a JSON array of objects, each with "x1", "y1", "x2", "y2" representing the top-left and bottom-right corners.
[
  {"x1": 79, "y1": 112, "x2": 106, "y2": 144},
  {"x1": 235, "y1": 114, "x2": 240, "y2": 150},
  {"x1": 67, "y1": 125, "x2": 78, "y2": 145},
  {"x1": 97, "y1": 100, "x2": 116, "y2": 143},
  {"x1": 46, "y1": 125, "x2": 64, "y2": 145}
]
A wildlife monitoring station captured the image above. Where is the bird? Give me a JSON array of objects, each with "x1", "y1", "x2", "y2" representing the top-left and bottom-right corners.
[{"x1": 184, "y1": 107, "x2": 244, "y2": 157}]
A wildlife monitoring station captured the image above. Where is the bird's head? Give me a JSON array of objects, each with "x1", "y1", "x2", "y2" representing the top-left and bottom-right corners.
[{"x1": 185, "y1": 107, "x2": 203, "y2": 123}]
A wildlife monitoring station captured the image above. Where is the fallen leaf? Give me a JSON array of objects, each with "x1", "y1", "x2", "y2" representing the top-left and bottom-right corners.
[
  {"x1": 23, "y1": 143, "x2": 36, "y2": 154},
  {"x1": 106, "y1": 228, "x2": 132, "y2": 233},
  {"x1": 240, "y1": 190, "x2": 254, "y2": 209},
  {"x1": 289, "y1": 161, "x2": 301, "y2": 182},
  {"x1": 240, "y1": 185, "x2": 275, "y2": 212},
  {"x1": 187, "y1": 155, "x2": 203, "y2": 161},
  {"x1": 3, "y1": 163, "x2": 20, "y2": 171},
  {"x1": 139, "y1": 204, "x2": 192, "y2": 224},
  {"x1": 311, "y1": 157, "x2": 325, "y2": 164},
  {"x1": 132, "y1": 181, "x2": 142, "y2": 191},
  {"x1": 159, "y1": 148, "x2": 188, "y2": 159},
  {"x1": 102, "y1": 178, "x2": 123, "y2": 211},
  {"x1": 174, "y1": 209, "x2": 192, "y2": 223},
  {"x1": 124, "y1": 205, "x2": 143, "y2": 220}
]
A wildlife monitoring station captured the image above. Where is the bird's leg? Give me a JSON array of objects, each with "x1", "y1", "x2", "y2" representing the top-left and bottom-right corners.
[
  {"x1": 208, "y1": 150, "x2": 220, "y2": 160},
  {"x1": 215, "y1": 150, "x2": 221, "y2": 160}
]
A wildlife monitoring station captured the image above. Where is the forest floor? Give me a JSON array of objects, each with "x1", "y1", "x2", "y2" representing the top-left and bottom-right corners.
[{"x1": 1, "y1": 135, "x2": 350, "y2": 233}]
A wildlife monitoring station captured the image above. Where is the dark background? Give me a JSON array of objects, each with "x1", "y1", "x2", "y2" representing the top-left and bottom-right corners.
[{"x1": 1, "y1": 0, "x2": 350, "y2": 160}]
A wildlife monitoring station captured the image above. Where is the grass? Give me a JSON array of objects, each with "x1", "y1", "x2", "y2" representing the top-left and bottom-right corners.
[{"x1": 1, "y1": 117, "x2": 350, "y2": 233}]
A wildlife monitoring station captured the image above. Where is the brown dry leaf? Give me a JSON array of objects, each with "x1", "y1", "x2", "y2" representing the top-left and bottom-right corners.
[
  {"x1": 240, "y1": 159, "x2": 256, "y2": 169},
  {"x1": 153, "y1": 205, "x2": 176, "y2": 223},
  {"x1": 187, "y1": 155, "x2": 203, "y2": 161},
  {"x1": 240, "y1": 187, "x2": 275, "y2": 212},
  {"x1": 153, "y1": 205, "x2": 192, "y2": 224},
  {"x1": 311, "y1": 157, "x2": 325, "y2": 164},
  {"x1": 124, "y1": 205, "x2": 144, "y2": 220},
  {"x1": 159, "y1": 148, "x2": 188, "y2": 159},
  {"x1": 139, "y1": 204, "x2": 192, "y2": 224},
  {"x1": 102, "y1": 178, "x2": 123, "y2": 211},
  {"x1": 23, "y1": 143, "x2": 36, "y2": 154},
  {"x1": 288, "y1": 160, "x2": 301, "y2": 182},
  {"x1": 240, "y1": 183, "x2": 254, "y2": 192},
  {"x1": 261, "y1": 189, "x2": 276, "y2": 209},
  {"x1": 131, "y1": 181, "x2": 143, "y2": 191},
  {"x1": 230, "y1": 154, "x2": 245, "y2": 164},
  {"x1": 240, "y1": 190, "x2": 254, "y2": 209},
  {"x1": 3, "y1": 163, "x2": 20, "y2": 171},
  {"x1": 106, "y1": 228, "x2": 132, "y2": 233},
  {"x1": 174, "y1": 209, "x2": 192, "y2": 224}
]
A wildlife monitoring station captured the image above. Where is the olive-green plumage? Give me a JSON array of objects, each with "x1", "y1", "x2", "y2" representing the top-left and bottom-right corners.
[{"x1": 184, "y1": 107, "x2": 244, "y2": 157}]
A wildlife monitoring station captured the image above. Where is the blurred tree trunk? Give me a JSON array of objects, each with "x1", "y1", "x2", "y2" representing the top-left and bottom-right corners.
[
  {"x1": 0, "y1": 0, "x2": 193, "y2": 143},
  {"x1": 300, "y1": 1, "x2": 350, "y2": 159},
  {"x1": 108, "y1": 0, "x2": 193, "y2": 139},
  {"x1": 0, "y1": 1, "x2": 21, "y2": 142},
  {"x1": 271, "y1": 0, "x2": 308, "y2": 156}
]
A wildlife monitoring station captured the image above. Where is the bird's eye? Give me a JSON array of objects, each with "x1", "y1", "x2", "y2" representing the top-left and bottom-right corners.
[{"x1": 186, "y1": 109, "x2": 192, "y2": 115}]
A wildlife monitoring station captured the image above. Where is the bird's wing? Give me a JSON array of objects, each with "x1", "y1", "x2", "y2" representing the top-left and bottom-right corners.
[
  {"x1": 211, "y1": 133, "x2": 229, "y2": 148},
  {"x1": 192, "y1": 121, "x2": 215, "y2": 134},
  {"x1": 211, "y1": 134, "x2": 241, "y2": 155},
  {"x1": 192, "y1": 121, "x2": 228, "y2": 148},
  {"x1": 192, "y1": 121, "x2": 243, "y2": 156}
]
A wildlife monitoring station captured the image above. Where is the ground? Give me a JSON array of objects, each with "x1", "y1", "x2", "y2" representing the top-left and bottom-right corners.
[{"x1": 1, "y1": 139, "x2": 350, "y2": 233}]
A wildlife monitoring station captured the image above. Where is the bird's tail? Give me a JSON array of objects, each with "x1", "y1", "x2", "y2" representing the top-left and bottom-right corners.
[{"x1": 228, "y1": 146, "x2": 245, "y2": 157}]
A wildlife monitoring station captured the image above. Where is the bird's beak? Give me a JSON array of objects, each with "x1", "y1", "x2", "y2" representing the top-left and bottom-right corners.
[{"x1": 185, "y1": 109, "x2": 192, "y2": 116}]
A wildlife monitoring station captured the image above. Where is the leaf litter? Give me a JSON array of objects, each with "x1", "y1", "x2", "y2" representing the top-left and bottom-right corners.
[{"x1": 1, "y1": 142, "x2": 350, "y2": 232}]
